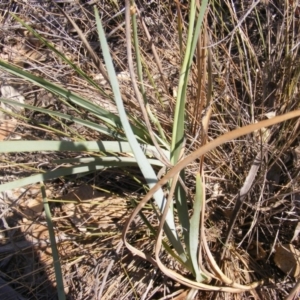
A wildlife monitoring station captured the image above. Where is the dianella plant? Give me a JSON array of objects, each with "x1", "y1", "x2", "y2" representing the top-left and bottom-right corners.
[{"x1": 0, "y1": 0, "x2": 300, "y2": 298}]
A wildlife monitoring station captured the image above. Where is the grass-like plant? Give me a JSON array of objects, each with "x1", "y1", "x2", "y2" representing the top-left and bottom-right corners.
[{"x1": 1, "y1": 1, "x2": 300, "y2": 299}]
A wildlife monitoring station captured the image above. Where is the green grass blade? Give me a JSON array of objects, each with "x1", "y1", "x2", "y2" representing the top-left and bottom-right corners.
[
  {"x1": 171, "y1": 0, "x2": 208, "y2": 164},
  {"x1": 0, "y1": 97, "x2": 124, "y2": 139},
  {"x1": 169, "y1": 0, "x2": 198, "y2": 262},
  {"x1": 95, "y1": 6, "x2": 186, "y2": 261},
  {"x1": 0, "y1": 140, "x2": 169, "y2": 158},
  {"x1": 11, "y1": 13, "x2": 110, "y2": 98},
  {"x1": 174, "y1": 175, "x2": 190, "y2": 249},
  {"x1": 171, "y1": 0, "x2": 197, "y2": 164},
  {"x1": 0, "y1": 163, "x2": 128, "y2": 192},
  {"x1": 168, "y1": 0, "x2": 209, "y2": 265},
  {"x1": 51, "y1": 157, "x2": 164, "y2": 167},
  {"x1": 0, "y1": 157, "x2": 162, "y2": 192},
  {"x1": 0, "y1": 158, "x2": 162, "y2": 193},
  {"x1": 189, "y1": 173, "x2": 207, "y2": 282},
  {"x1": 41, "y1": 183, "x2": 65, "y2": 300},
  {"x1": 131, "y1": 4, "x2": 168, "y2": 143},
  {"x1": 0, "y1": 61, "x2": 117, "y2": 125},
  {"x1": 0, "y1": 60, "x2": 152, "y2": 144}
]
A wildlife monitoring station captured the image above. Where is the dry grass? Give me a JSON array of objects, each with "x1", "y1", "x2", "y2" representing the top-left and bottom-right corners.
[{"x1": 0, "y1": 0, "x2": 300, "y2": 299}]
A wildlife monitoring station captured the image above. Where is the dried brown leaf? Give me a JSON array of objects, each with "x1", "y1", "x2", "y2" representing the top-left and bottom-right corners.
[{"x1": 274, "y1": 244, "x2": 300, "y2": 278}]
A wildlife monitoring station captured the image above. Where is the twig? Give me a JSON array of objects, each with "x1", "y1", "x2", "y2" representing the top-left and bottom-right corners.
[
  {"x1": 98, "y1": 241, "x2": 123, "y2": 299},
  {"x1": 124, "y1": 0, "x2": 170, "y2": 169},
  {"x1": 220, "y1": 149, "x2": 265, "y2": 261},
  {"x1": 285, "y1": 278, "x2": 300, "y2": 300}
]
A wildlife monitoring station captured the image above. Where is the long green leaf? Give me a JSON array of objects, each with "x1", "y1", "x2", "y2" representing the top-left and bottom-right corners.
[
  {"x1": 170, "y1": 0, "x2": 209, "y2": 263},
  {"x1": 0, "y1": 97, "x2": 123, "y2": 139},
  {"x1": 189, "y1": 173, "x2": 207, "y2": 282},
  {"x1": 170, "y1": 0, "x2": 198, "y2": 261},
  {"x1": 95, "y1": 6, "x2": 187, "y2": 261},
  {"x1": 0, "y1": 61, "x2": 117, "y2": 125},
  {"x1": 51, "y1": 157, "x2": 164, "y2": 167},
  {"x1": 131, "y1": 3, "x2": 168, "y2": 143},
  {"x1": 0, "y1": 140, "x2": 169, "y2": 157},
  {"x1": 171, "y1": 0, "x2": 197, "y2": 164},
  {"x1": 41, "y1": 184, "x2": 65, "y2": 300},
  {"x1": 10, "y1": 13, "x2": 109, "y2": 98},
  {"x1": 0, "y1": 60, "x2": 151, "y2": 143},
  {"x1": 171, "y1": 0, "x2": 209, "y2": 163},
  {"x1": 0, "y1": 162, "x2": 151, "y2": 192}
]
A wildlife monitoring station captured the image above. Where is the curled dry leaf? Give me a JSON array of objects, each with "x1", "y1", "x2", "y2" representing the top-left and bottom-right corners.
[
  {"x1": 291, "y1": 222, "x2": 300, "y2": 243},
  {"x1": 0, "y1": 85, "x2": 24, "y2": 113},
  {"x1": 21, "y1": 221, "x2": 50, "y2": 245},
  {"x1": 17, "y1": 185, "x2": 48, "y2": 219},
  {"x1": 0, "y1": 185, "x2": 47, "y2": 220},
  {"x1": 274, "y1": 244, "x2": 300, "y2": 278},
  {"x1": 0, "y1": 118, "x2": 17, "y2": 141},
  {"x1": 0, "y1": 85, "x2": 25, "y2": 140},
  {"x1": 1, "y1": 34, "x2": 46, "y2": 68}
]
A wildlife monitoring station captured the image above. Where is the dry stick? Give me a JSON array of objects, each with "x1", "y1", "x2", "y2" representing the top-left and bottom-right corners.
[
  {"x1": 192, "y1": 1, "x2": 208, "y2": 138},
  {"x1": 124, "y1": 0, "x2": 170, "y2": 168},
  {"x1": 53, "y1": 2, "x2": 110, "y2": 84},
  {"x1": 125, "y1": 2, "x2": 189, "y2": 195},
  {"x1": 98, "y1": 241, "x2": 123, "y2": 299},
  {"x1": 136, "y1": 8, "x2": 169, "y2": 93},
  {"x1": 285, "y1": 278, "x2": 300, "y2": 300},
  {"x1": 220, "y1": 149, "x2": 265, "y2": 261},
  {"x1": 198, "y1": 174, "x2": 217, "y2": 281},
  {"x1": 204, "y1": 0, "x2": 261, "y2": 49}
]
